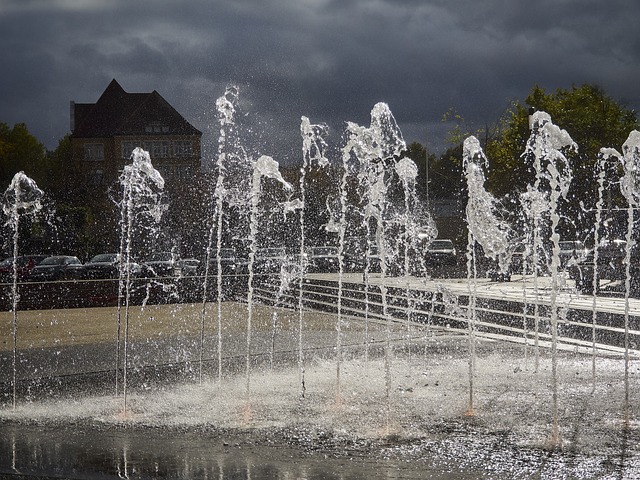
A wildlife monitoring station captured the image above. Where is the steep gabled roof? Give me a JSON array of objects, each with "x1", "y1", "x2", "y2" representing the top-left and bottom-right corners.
[{"x1": 71, "y1": 79, "x2": 201, "y2": 138}]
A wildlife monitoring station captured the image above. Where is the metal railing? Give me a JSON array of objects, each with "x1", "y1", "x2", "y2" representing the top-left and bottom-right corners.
[{"x1": 253, "y1": 276, "x2": 640, "y2": 358}]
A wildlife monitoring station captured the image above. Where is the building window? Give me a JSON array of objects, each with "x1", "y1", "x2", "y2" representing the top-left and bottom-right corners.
[
  {"x1": 157, "y1": 166, "x2": 174, "y2": 180},
  {"x1": 88, "y1": 169, "x2": 104, "y2": 185},
  {"x1": 83, "y1": 143, "x2": 104, "y2": 161},
  {"x1": 145, "y1": 122, "x2": 169, "y2": 133},
  {"x1": 121, "y1": 141, "x2": 142, "y2": 159},
  {"x1": 143, "y1": 141, "x2": 170, "y2": 158},
  {"x1": 173, "y1": 141, "x2": 193, "y2": 157},
  {"x1": 176, "y1": 165, "x2": 191, "y2": 181}
]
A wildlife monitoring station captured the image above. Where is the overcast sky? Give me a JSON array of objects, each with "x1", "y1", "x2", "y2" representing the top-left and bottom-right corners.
[{"x1": 1, "y1": 0, "x2": 639, "y2": 164}]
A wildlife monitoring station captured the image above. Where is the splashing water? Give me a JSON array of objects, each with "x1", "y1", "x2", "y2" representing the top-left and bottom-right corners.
[
  {"x1": 115, "y1": 147, "x2": 165, "y2": 414},
  {"x1": 245, "y1": 154, "x2": 292, "y2": 412},
  {"x1": 604, "y1": 130, "x2": 640, "y2": 425},
  {"x1": 2, "y1": 172, "x2": 44, "y2": 410},
  {"x1": 205, "y1": 85, "x2": 245, "y2": 384},
  {"x1": 589, "y1": 149, "x2": 620, "y2": 384},
  {"x1": 463, "y1": 136, "x2": 512, "y2": 413},
  {"x1": 342, "y1": 102, "x2": 409, "y2": 430},
  {"x1": 463, "y1": 136, "x2": 514, "y2": 273},
  {"x1": 524, "y1": 111, "x2": 576, "y2": 445},
  {"x1": 395, "y1": 157, "x2": 424, "y2": 358},
  {"x1": 6, "y1": 93, "x2": 640, "y2": 479},
  {"x1": 298, "y1": 116, "x2": 329, "y2": 397}
]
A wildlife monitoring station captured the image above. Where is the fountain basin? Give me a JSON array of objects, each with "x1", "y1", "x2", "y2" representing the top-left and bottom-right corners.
[{"x1": 1, "y1": 291, "x2": 640, "y2": 478}]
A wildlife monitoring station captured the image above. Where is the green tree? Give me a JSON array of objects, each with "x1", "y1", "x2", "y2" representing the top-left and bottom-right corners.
[
  {"x1": 0, "y1": 122, "x2": 48, "y2": 190},
  {"x1": 46, "y1": 134, "x2": 77, "y2": 202},
  {"x1": 402, "y1": 142, "x2": 430, "y2": 202},
  {"x1": 485, "y1": 84, "x2": 639, "y2": 239},
  {"x1": 403, "y1": 141, "x2": 464, "y2": 202},
  {"x1": 486, "y1": 84, "x2": 639, "y2": 200}
]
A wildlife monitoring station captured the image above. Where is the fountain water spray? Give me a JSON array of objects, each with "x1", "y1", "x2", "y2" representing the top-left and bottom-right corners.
[
  {"x1": 524, "y1": 111, "x2": 576, "y2": 445},
  {"x1": 199, "y1": 85, "x2": 243, "y2": 384},
  {"x1": 463, "y1": 136, "x2": 514, "y2": 414},
  {"x1": 245, "y1": 155, "x2": 292, "y2": 413},
  {"x1": 115, "y1": 147, "x2": 165, "y2": 414},
  {"x1": 395, "y1": 157, "x2": 429, "y2": 359},
  {"x1": 515, "y1": 194, "x2": 535, "y2": 367},
  {"x1": 298, "y1": 116, "x2": 329, "y2": 397},
  {"x1": 2, "y1": 172, "x2": 43, "y2": 410},
  {"x1": 343, "y1": 102, "x2": 407, "y2": 428},
  {"x1": 589, "y1": 150, "x2": 620, "y2": 386},
  {"x1": 5, "y1": 93, "x2": 640, "y2": 478},
  {"x1": 605, "y1": 130, "x2": 640, "y2": 426}
]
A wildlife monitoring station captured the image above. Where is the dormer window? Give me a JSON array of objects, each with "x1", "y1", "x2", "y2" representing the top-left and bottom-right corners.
[{"x1": 145, "y1": 122, "x2": 169, "y2": 134}]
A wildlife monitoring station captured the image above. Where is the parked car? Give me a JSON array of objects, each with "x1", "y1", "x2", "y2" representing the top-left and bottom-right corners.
[
  {"x1": 307, "y1": 246, "x2": 339, "y2": 273},
  {"x1": 82, "y1": 253, "x2": 141, "y2": 279},
  {"x1": 558, "y1": 240, "x2": 590, "y2": 268},
  {"x1": 0, "y1": 255, "x2": 48, "y2": 283},
  {"x1": 28, "y1": 255, "x2": 83, "y2": 282},
  {"x1": 202, "y1": 248, "x2": 249, "y2": 276},
  {"x1": 425, "y1": 239, "x2": 457, "y2": 266},
  {"x1": 178, "y1": 258, "x2": 200, "y2": 276},
  {"x1": 254, "y1": 247, "x2": 287, "y2": 274},
  {"x1": 143, "y1": 251, "x2": 181, "y2": 278},
  {"x1": 343, "y1": 238, "x2": 382, "y2": 273},
  {"x1": 568, "y1": 238, "x2": 636, "y2": 293}
]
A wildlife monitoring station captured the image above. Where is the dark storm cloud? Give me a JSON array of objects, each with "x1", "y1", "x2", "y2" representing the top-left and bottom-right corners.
[{"x1": 1, "y1": 0, "x2": 639, "y2": 160}]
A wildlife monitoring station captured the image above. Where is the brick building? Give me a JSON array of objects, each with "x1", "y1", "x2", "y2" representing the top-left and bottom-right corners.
[{"x1": 70, "y1": 79, "x2": 202, "y2": 187}]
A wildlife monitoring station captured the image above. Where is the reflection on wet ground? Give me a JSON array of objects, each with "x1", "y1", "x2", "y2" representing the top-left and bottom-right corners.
[
  {"x1": 2, "y1": 344, "x2": 640, "y2": 479},
  {"x1": 2, "y1": 417, "x2": 639, "y2": 479},
  {"x1": 1, "y1": 423, "x2": 473, "y2": 479},
  {"x1": 1, "y1": 301, "x2": 640, "y2": 478}
]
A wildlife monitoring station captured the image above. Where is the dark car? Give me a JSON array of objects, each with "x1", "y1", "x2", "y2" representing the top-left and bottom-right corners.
[
  {"x1": 143, "y1": 251, "x2": 181, "y2": 278},
  {"x1": 254, "y1": 247, "x2": 287, "y2": 274},
  {"x1": 28, "y1": 255, "x2": 83, "y2": 282},
  {"x1": 0, "y1": 255, "x2": 48, "y2": 283},
  {"x1": 82, "y1": 253, "x2": 141, "y2": 279},
  {"x1": 425, "y1": 239, "x2": 457, "y2": 267},
  {"x1": 344, "y1": 238, "x2": 382, "y2": 273},
  {"x1": 307, "y1": 246, "x2": 339, "y2": 273},
  {"x1": 558, "y1": 240, "x2": 590, "y2": 269},
  {"x1": 203, "y1": 248, "x2": 248, "y2": 276},
  {"x1": 178, "y1": 258, "x2": 200, "y2": 276},
  {"x1": 569, "y1": 239, "x2": 635, "y2": 293}
]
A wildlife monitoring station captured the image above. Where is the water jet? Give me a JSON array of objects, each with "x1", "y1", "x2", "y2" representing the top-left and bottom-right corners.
[{"x1": 1, "y1": 91, "x2": 640, "y2": 478}]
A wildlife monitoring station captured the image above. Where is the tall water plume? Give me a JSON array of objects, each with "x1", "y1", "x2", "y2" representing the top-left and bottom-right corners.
[
  {"x1": 604, "y1": 130, "x2": 640, "y2": 425},
  {"x1": 298, "y1": 116, "x2": 329, "y2": 396},
  {"x1": 245, "y1": 155, "x2": 292, "y2": 415},
  {"x1": 589, "y1": 150, "x2": 619, "y2": 384},
  {"x1": 524, "y1": 111, "x2": 576, "y2": 444},
  {"x1": 2, "y1": 172, "x2": 43, "y2": 410},
  {"x1": 199, "y1": 85, "x2": 242, "y2": 383},
  {"x1": 114, "y1": 147, "x2": 165, "y2": 414},
  {"x1": 343, "y1": 102, "x2": 406, "y2": 429},
  {"x1": 462, "y1": 136, "x2": 514, "y2": 414},
  {"x1": 395, "y1": 157, "x2": 427, "y2": 358}
]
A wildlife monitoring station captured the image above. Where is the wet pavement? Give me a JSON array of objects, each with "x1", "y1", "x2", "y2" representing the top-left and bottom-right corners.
[
  {"x1": 2, "y1": 334, "x2": 640, "y2": 479},
  {"x1": 1, "y1": 279, "x2": 640, "y2": 478},
  {"x1": 0, "y1": 422, "x2": 493, "y2": 479}
]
